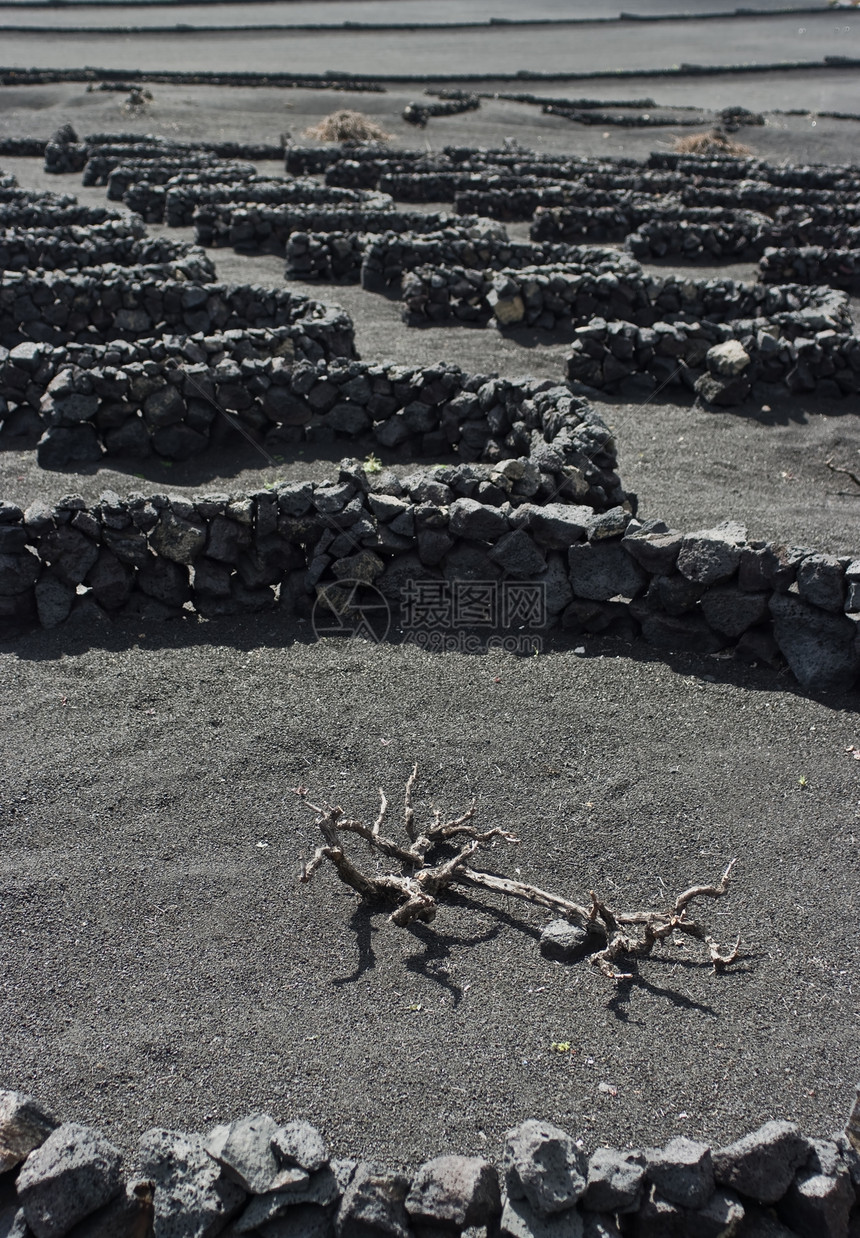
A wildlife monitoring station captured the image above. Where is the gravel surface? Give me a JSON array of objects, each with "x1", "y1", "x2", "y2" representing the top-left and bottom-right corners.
[
  {"x1": 1, "y1": 13, "x2": 857, "y2": 76},
  {"x1": 0, "y1": 77, "x2": 859, "y2": 1164},
  {"x1": 2, "y1": 619, "x2": 858, "y2": 1163},
  {"x1": 0, "y1": 0, "x2": 830, "y2": 29}
]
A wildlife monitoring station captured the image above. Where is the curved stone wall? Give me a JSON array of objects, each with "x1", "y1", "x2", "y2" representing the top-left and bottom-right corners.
[{"x1": 0, "y1": 1092, "x2": 858, "y2": 1238}]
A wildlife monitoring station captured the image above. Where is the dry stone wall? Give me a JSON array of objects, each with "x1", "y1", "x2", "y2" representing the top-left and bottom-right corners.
[
  {"x1": 194, "y1": 205, "x2": 486, "y2": 256},
  {"x1": 286, "y1": 225, "x2": 635, "y2": 289},
  {"x1": 0, "y1": 272, "x2": 355, "y2": 354},
  {"x1": 2, "y1": 367, "x2": 860, "y2": 691},
  {"x1": 106, "y1": 159, "x2": 257, "y2": 202},
  {"x1": 399, "y1": 266, "x2": 848, "y2": 333},
  {"x1": 1, "y1": 136, "x2": 859, "y2": 690},
  {"x1": 166, "y1": 180, "x2": 392, "y2": 230},
  {"x1": 1, "y1": 1092, "x2": 858, "y2": 1238}
]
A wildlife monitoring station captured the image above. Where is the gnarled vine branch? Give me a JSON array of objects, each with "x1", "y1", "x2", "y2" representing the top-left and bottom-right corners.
[{"x1": 295, "y1": 767, "x2": 742, "y2": 982}]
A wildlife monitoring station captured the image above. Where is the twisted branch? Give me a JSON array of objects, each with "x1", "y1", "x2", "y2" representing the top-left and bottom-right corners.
[{"x1": 294, "y1": 773, "x2": 742, "y2": 981}]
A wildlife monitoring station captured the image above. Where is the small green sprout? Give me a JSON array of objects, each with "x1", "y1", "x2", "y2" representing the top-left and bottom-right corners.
[
  {"x1": 551, "y1": 1041, "x2": 572, "y2": 1053},
  {"x1": 363, "y1": 452, "x2": 383, "y2": 474},
  {"x1": 798, "y1": 775, "x2": 809, "y2": 789}
]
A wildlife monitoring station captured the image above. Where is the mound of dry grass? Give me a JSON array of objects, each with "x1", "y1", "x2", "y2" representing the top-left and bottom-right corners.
[
  {"x1": 303, "y1": 110, "x2": 392, "y2": 143},
  {"x1": 673, "y1": 129, "x2": 753, "y2": 157}
]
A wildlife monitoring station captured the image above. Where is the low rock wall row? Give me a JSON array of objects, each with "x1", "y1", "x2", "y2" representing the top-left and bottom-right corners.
[
  {"x1": 646, "y1": 149, "x2": 860, "y2": 189},
  {"x1": 285, "y1": 142, "x2": 406, "y2": 176},
  {"x1": 0, "y1": 198, "x2": 126, "y2": 230},
  {"x1": 43, "y1": 131, "x2": 286, "y2": 176},
  {"x1": 625, "y1": 209, "x2": 860, "y2": 262},
  {"x1": 106, "y1": 158, "x2": 257, "y2": 202},
  {"x1": 23, "y1": 363, "x2": 622, "y2": 502},
  {"x1": 398, "y1": 265, "x2": 849, "y2": 334},
  {"x1": 459, "y1": 180, "x2": 860, "y2": 225},
  {"x1": 193, "y1": 205, "x2": 485, "y2": 256},
  {"x1": 81, "y1": 143, "x2": 199, "y2": 184},
  {"x1": 0, "y1": 370, "x2": 630, "y2": 622},
  {"x1": 0, "y1": 324, "x2": 345, "y2": 437},
  {"x1": 323, "y1": 155, "x2": 631, "y2": 192},
  {"x1": 0, "y1": 273, "x2": 356, "y2": 354},
  {"x1": 759, "y1": 246, "x2": 860, "y2": 294},
  {"x1": 3, "y1": 1093, "x2": 859, "y2": 1238},
  {"x1": 533, "y1": 200, "x2": 860, "y2": 247},
  {"x1": 164, "y1": 179, "x2": 393, "y2": 229},
  {"x1": 543, "y1": 103, "x2": 708, "y2": 127},
  {"x1": 0, "y1": 230, "x2": 215, "y2": 276},
  {"x1": 565, "y1": 320, "x2": 860, "y2": 404},
  {"x1": 285, "y1": 225, "x2": 635, "y2": 287},
  {"x1": 402, "y1": 91, "x2": 480, "y2": 128},
  {"x1": 2, "y1": 468, "x2": 860, "y2": 693},
  {"x1": 315, "y1": 145, "x2": 860, "y2": 193}
]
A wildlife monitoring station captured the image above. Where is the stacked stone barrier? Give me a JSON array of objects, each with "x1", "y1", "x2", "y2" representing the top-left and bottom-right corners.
[
  {"x1": 534, "y1": 199, "x2": 860, "y2": 250},
  {"x1": 626, "y1": 208, "x2": 776, "y2": 262},
  {"x1": 0, "y1": 137, "x2": 46, "y2": 157},
  {"x1": 646, "y1": 149, "x2": 860, "y2": 190},
  {"x1": 0, "y1": 322, "x2": 350, "y2": 442},
  {"x1": 194, "y1": 205, "x2": 485, "y2": 256},
  {"x1": 399, "y1": 265, "x2": 848, "y2": 334},
  {"x1": 25, "y1": 361, "x2": 624, "y2": 501},
  {"x1": 286, "y1": 142, "x2": 408, "y2": 177},
  {"x1": 0, "y1": 196, "x2": 128, "y2": 230},
  {"x1": 42, "y1": 129, "x2": 287, "y2": 176},
  {"x1": 566, "y1": 319, "x2": 860, "y2": 404},
  {"x1": 543, "y1": 103, "x2": 707, "y2": 127},
  {"x1": 82, "y1": 143, "x2": 193, "y2": 186},
  {"x1": 627, "y1": 209, "x2": 860, "y2": 262},
  {"x1": 361, "y1": 233, "x2": 638, "y2": 294},
  {"x1": 0, "y1": 367, "x2": 630, "y2": 621},
  {"x1": 759, "y1": 246, "x2": 860, "y2": 294},
  {"x1": 106, "y1": 158, "x2": 257, "y2": 202},
  {"x1": 3, "y1": 1093, "x2": 855, "y2": 1238},
  {"x1": 323, "y1": 152, "x2": 641, "y2": 194},
  {"x1": 0, "y1": 272, "x2": 355, "y2": 354},
  {"x1": 2, "y1": 417, "x2": 860, "y2": 689},
  {"x1": 285, "y1": 223, "x2": 636, "y2": 288},
  {"x1": 165, "y1": 179, "x2": 392, "y2": 230},
  {"x1": 403, "y1": 91, "x2": 481, "y2": 128},
  {"x1": 0, "y1": 227, "x2": 213, "y2": 276}
]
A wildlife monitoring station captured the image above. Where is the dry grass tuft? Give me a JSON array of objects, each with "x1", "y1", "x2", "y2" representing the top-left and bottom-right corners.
[
  {"x1": 303, "y1": 110, "x2": 392, "y2": 143},
  {"x1": 673, "y1": 129, "x2": 753, "y2": 157}
]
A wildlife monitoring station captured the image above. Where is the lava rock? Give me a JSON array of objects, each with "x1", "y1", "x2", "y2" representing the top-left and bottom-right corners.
[
  {"x1": 137, "y1": 1128, "x2": 246, "y2": 1238},
  {"x1": 568, "y1": 542, "x2": 648, "y2": 601},
  {"x1": 504, "y1": 1120, "x2": 587, "y2": 1217},
  {"x1": 582, "y1": 1149, "x2": 645, "y2": 1214},
  {"x1": 0, "y1": 1093, "x2": 58, "y2": 1174},
  {"x1": 405, "y1": 1155, "x2": 501, "y2": 1231},
  {"x1": 769, "y1": 593, "x2": 860, "y2": 691},
  {"x1": 712, "y1": 1120, "x2": 811, "y2": 1206},
  {"x1": 17, "y1": 1123, "x2": 124, "y2": 1238},
  {"x1": 334, "y1": 1163, "x2": 411, "y2": 1238},
  {"x1": 644, "y1": 1137, "x2": 714, "y2": 1209},
  {"x1": 539, "y1": 921, "x2": 590, "y2": 963},
  {"x1": 500, "y1": 1195, "x2": 583, "y2": 1238},
  {"x1": 271, "y1": 1123, "x2": 329, "y2": 1176},
  {"x1": 676, "y1": 523, "x2": 746, "y2": 586}
]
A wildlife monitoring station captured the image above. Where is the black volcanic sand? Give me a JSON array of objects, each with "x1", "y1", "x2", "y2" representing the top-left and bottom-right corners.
[
  {"x1": 0, "y1": 79, "x2": 859, "y2": 1165},
  {"x1": 0, "y1": 12, "x2": 857, "y2": 77}
]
